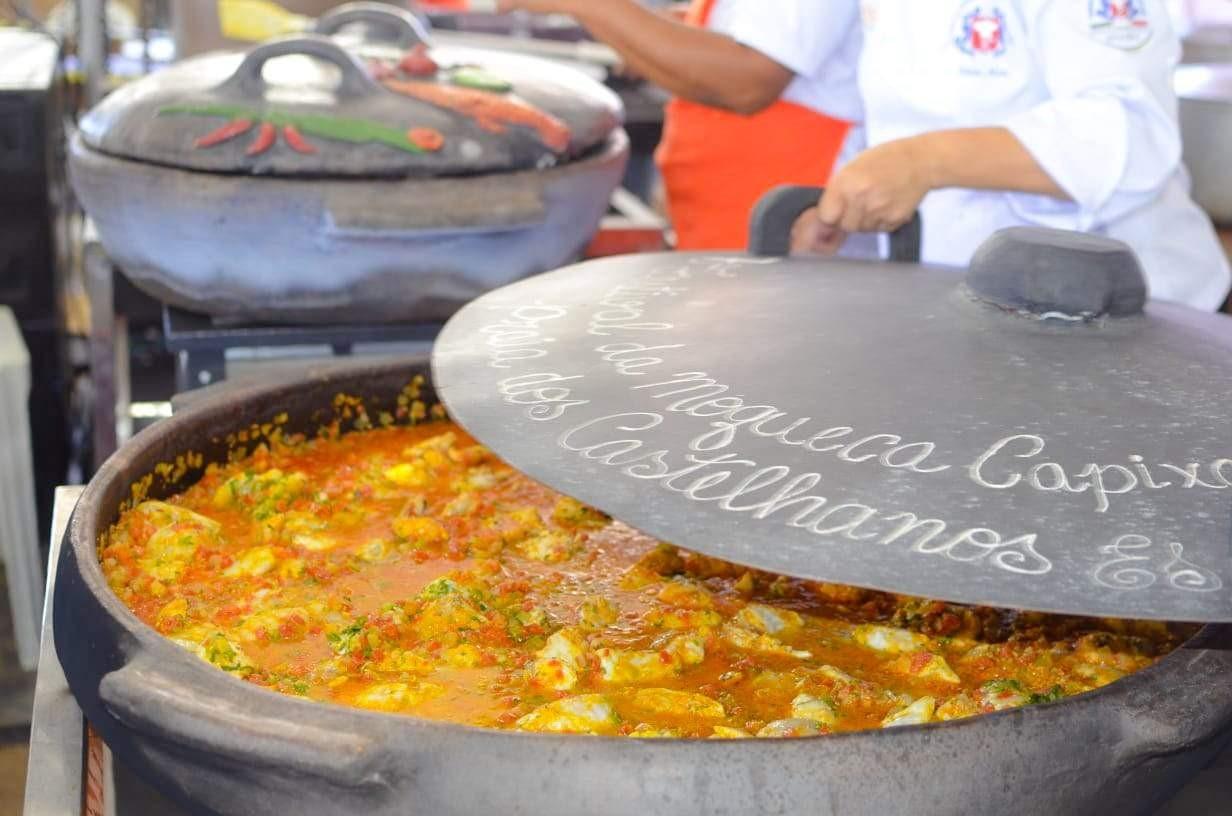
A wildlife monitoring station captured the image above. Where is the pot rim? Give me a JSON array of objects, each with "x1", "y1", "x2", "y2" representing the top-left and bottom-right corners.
[
  {"x1": 69, "y1": 127, "x2": 630, "y2": 242},
  {"x1": 63, "y1": 355, "x2": 1232, "y2": 749},
  {"x1": 78, "y1": 30, "x2": 625, "y2": 179},
  {"x1": 70, "y1": 125, "x2": 631, "y2": 186}
]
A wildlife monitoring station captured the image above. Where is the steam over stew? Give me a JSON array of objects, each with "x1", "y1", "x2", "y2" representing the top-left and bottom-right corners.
[{"x1": 102, "y1": 420, "x2": 1190, "y2": 738}]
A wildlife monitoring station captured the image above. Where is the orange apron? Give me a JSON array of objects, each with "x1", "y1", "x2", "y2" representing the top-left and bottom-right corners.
[{"x1": 654, "y1": 0, "x2": 852, "y2": 250}]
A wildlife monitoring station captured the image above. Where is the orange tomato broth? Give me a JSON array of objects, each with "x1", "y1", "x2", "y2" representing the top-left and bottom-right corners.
[{"x1": 100, "y1": 420, "x2": 1192, "y2": 739}]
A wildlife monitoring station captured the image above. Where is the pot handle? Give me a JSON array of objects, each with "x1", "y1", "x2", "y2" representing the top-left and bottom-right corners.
[
  {"x1": 965, "y1": 227, "x2": 1147, "y2": 318},
  {"x1": 1111, "y1": 630, "x2": 1232, "y2": 777},
  {"x1": 748, "y1": 184, "x2": 922, "y2": 263},
  {"x1": 220, "y1": 35, "x2": 383, "y2": 100},
  {"x1": 99, "y1": 658, "x2": 388, "y2": 789},
  {"x1": 316, "y1": 2, "x2": 432, "y2": 49}
]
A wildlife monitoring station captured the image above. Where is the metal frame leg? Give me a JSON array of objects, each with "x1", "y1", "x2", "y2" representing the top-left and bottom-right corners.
[
  {"x1": 85, "y1": 243, "x2": 116, "y2": 469},
  {"x1": 175, "y1": 348, "x2": 227, "y2": 393}
]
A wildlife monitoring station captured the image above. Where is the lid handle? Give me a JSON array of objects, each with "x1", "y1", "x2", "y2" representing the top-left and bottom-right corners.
[
  {"x1": 220, "y1": 35, "x2": 382, "y2": 100},
  {"x1": 316, "y1": 2, "x2": 432, "y2": 49},
  {"x1": 748, "y1": 184, "x2": 922, "y2": 262},
  {"x1": 966, "y1": 227, "x2": 1147, "y2": 318}
]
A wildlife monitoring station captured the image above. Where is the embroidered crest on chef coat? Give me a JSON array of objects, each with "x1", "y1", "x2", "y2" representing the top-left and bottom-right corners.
[
  {"x1": 1089, "y1": 0, "x2": 1153, "y2": 50},
  {"x1": 954, "y1": 6, "x2": 1008, "y2": 57}
]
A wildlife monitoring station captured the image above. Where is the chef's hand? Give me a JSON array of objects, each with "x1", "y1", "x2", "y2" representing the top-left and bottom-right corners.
[
  {"x1": 789, "y1": 207, "x2": 847, "y2": 257},
  {"x1": 789, "y1": 138, "x2": 931, "y2": 255},
  {"x1": 791, "y1": 128, "x2": 1068, "y2": 254},
  {"x1": 819, "y1": 137, "x2": 932, "y2": 234}
]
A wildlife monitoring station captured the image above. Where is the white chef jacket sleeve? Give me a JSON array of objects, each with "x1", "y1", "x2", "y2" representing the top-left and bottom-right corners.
[
  {"x1": 1001, "y1": 0, "x2": 1182, "y2": 230},
  {"x1": 705, "y1": 0, "x2": 858, "y2": 79}
]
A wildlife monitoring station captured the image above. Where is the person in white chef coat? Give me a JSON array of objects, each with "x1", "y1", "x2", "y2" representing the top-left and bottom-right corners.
[
  {"x1": 792, "y1": 0, "x2": 1232, "y2": 311},
  {"x1": 497, "y1": 0, "x2": 863, "y2": 250}
]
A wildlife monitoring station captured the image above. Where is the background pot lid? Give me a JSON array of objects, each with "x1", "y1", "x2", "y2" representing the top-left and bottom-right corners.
[
  {"x1": 78, "y1": 22, "x2": 622, "y2": 178},
  {"x1": 433, "y1": 186, "x2": 1232, "y2": 623}
]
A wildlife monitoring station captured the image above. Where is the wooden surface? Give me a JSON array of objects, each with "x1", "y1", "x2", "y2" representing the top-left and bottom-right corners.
[
  {"x1": 0, "y1": 743, "x2": 27, "y2": 816},
  {"x1": 0, "y1": 565, "x2": 32, "y2": 816}
]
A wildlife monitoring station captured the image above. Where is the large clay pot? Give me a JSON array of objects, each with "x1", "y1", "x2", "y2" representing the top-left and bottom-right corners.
[
  {"x1": 73, "y1": 4, "x2": 628, "y2": 323},
  {"x1": 55, "y1": 357, "x2": 1232, "y2": 816}
]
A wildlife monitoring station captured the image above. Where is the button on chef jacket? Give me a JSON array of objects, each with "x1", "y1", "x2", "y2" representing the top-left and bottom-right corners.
[{"x1": 859, "y1": 0, "x2": 1232, "y2": 310}]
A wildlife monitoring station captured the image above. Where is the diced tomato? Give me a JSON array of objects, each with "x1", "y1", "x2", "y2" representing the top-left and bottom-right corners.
[
  {"x1": 215, "y1": 604, "x2": 243, "y2": 625},
  {"x1": 937, "y1": 613, "x2": 962, "y2": 635}
]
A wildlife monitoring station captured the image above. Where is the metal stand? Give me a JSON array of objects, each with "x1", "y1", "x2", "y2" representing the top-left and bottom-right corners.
[
  {"x1": 77, "y1": 0, "x2": 108, "y2": 106},
  {"x1": 24, "y1": 486, "x2": 86, "y2": 816},
  {"x1": 25, "y1": 485, "x2": 191, "y2": 816},
  {"x1": 161, "y1": 305, "x2": 443, "y2": 392},
  {"x1": 85, "y1": 240, "x2": 125, "y2": 471}
]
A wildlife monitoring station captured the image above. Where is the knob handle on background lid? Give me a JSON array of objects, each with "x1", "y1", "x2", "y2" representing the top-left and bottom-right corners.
[
  {"x1": 316, "y1": 2, "x2": 432, "y2": 48},
  {"x1": 219, "y1": 35, "x2": 382, "y2": 99},
  {"x1": 966, "y1": 227, "x2": 1147, "y2": 318}
]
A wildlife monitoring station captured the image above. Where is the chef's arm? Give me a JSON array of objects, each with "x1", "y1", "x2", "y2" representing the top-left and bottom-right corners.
[
  {"x1": 793, "y1": 127, "x2": 1067, "y2": 241},
  {"x1": 497, "y1": 0, "x2": 794, "y2": 114},
  {"x1": 997, "y1": 2, "x2": 1182, "y2": 230},
  {"x1": 794, "y1": 1, "x2": 1185, "y2": 250},
  {"x1": 912, "y1": 128, "x2": 1067, "y2": 199}
]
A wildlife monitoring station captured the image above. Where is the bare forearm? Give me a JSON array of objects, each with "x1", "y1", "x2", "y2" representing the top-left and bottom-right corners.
[
  {"x1": 562, "y1": 0, "x2": 792, "y2": 113},
  {"x1": 915, "y1": 128, "x2": 1068, "y2": 199},
  {"x1": 799, "y1": 125, "x2": 1071, "y2": 243}
]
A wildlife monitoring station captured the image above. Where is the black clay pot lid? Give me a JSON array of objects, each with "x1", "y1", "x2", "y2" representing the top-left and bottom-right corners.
[
  {"x1": 433, "y1": 185, "x2": 1232, "y2": 622},
  {"x1": 78, "y1": 4, "x2": 621, "y2": 178}
]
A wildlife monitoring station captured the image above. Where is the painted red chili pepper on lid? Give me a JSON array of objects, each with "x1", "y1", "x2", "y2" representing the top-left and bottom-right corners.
[
  {"x1": 407, "y1": 127, "x2": 445, "y2": 152},
  {"x1": 193, "y1": 119, "x2": 253, "y2": 149},
  {"x1": 282, "y1": 125, "x2": 317, "y2": 155},
  {"x1": 246, "y1": 122, "x2": 277, "y2": 156}
]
